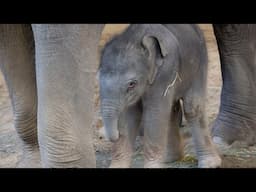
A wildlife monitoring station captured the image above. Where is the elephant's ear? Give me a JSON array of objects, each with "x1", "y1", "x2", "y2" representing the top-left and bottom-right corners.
[
  {"x1": 142, "y1": 34, "x2": 169, "y2": 84},
  {"x1": 141, "y1": 25, "x2": 178, "y2": 84}
]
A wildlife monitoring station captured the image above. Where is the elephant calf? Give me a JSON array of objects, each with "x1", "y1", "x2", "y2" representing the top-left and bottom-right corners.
[{"x1": 99, "y1": 24, "x2": 221, "y2": 168}]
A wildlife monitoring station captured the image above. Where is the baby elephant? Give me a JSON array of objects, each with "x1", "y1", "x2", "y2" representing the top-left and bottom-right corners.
[{"x1": 99, "y1": 24, "x2": 221, "y2": 168}]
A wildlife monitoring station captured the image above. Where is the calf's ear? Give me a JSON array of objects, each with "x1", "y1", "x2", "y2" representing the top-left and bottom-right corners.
[{"x1": 142, "y1": 34, "x2": 169, "y2": 84}]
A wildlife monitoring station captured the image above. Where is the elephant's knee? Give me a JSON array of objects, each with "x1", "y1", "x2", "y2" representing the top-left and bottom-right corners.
[
  {"x1": 183, "y1": 97, "x2": 204, "y2": 120},
  {"x1": 39, "y1": 138, "x2": 83, "y2": 168},
  {"x1": 13, "y1": 103, "x2": 38, "y2": 146},
  {"x1": 38, "y1": 106, "x2": 96, "y2": 168},
  {"x1": 184, "y1": 106, "x2": 201, "y2": 120},
  {"x1": 39, "y1": 127, "x2": 87, "y2": 167}
]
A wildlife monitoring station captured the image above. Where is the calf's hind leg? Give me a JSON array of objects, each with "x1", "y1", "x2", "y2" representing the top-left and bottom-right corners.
[
  {"x1": 163, "y1": 101, "x2": 184, "y2": 164},
  {"x1": 184, "y1": 91, "x2": 221, "y2": 168}
]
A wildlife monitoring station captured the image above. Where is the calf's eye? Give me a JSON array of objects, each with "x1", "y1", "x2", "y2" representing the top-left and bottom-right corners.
[{"x1": 127, "y1": 80, "x2": 137, "y2": 91}]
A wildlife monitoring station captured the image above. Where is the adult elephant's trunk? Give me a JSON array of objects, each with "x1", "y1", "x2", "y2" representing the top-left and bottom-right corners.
[{"x1": 100, "y1": 100, "x2": 121, "y2": 142}]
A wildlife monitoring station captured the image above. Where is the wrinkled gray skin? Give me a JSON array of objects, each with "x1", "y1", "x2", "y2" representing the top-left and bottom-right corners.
[
  {"x1": 99, "y1": 24, "x2": 221, "y2": 168},
  {"x1": 0, "y1": 24, "x2": 104, "y2": 167},
  {"x1": 0, "y1": 24, "x2": 255, "y2": 168},
  {"x1": 212, "y1": 25, "x2": 256, "y2": 148}
]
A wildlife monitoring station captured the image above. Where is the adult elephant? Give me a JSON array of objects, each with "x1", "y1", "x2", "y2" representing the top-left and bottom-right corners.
[
  {"x1": 212, "y1": 24, "x2": 256, "y2": 147},
  {"x1": 0, "y1": 24, "x2": 254, "y2": 168},
  {"x1": 0, "y1": 24, "x2": 104, "y2": 167}
]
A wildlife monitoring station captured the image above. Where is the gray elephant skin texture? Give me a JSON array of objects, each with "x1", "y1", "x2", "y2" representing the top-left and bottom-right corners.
[{"x1": 99, "y1": 24, "x2": 221, "y2": 168}]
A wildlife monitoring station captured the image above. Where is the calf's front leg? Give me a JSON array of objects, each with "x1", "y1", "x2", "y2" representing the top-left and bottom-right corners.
[
  {"x1": 142, "y1": 92, "x2": 175, "y2": 168},
  {"x1": 110, "y1": 101, "x2": 142, "y2": 168}
]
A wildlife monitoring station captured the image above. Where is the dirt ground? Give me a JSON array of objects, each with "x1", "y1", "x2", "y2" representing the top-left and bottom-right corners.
[{"x1": 1, "y1": 24, "x2": 256, "y2": 168}]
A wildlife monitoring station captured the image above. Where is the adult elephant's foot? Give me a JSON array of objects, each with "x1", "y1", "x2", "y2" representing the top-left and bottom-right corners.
[
  {"x1": 17, "y1": 145, "x2": 41, "y2": 168},
  {"x1": 212, "y1": 113, "x2": 256, "y2": 150}
]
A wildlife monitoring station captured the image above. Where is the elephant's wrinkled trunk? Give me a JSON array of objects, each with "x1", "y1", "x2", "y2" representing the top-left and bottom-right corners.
[
  {"x1": 101, "y1": 100, "x2": 121, "y2": 142},
  {"x1": 102, "y1": 117, "x2": 119, "y2": 142}
]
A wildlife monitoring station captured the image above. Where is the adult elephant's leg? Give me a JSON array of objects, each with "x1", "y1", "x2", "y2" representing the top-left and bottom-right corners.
[
  {"x1": 212, "y1": 24, "x2": 256, "y2": 147},
  {"x1": 0, "y1": 24, "x2": 40, "y2": 167},
  {"x1": 32, "y1": 24, "x2": 104, "y2": 167}
]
